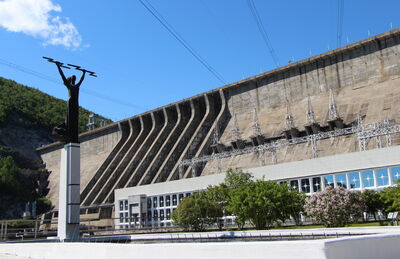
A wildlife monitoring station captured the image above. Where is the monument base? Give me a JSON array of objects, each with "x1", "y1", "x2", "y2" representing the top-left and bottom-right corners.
[{"x1": 57, "y1": 143, "x2": 80, "y2": 242}]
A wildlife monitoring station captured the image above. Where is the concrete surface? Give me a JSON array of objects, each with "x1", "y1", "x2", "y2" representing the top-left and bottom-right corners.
[{"x1": 1, "y1": 232, "x2": 400, "y2": 259}]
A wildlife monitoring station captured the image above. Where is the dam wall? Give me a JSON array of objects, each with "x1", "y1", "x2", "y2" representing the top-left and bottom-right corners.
[{"x1": 38, "y1": 28, "x2": 400, "y2": 207}]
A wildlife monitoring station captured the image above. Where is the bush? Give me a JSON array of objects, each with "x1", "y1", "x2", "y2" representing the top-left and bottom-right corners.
[
  {"x1": 0, "y1": 156, "x2": 21, "y2": 195},
  {"x1": 227, "y1": 180, "x2": 304, "y2": 229},
  {"x1": 304, "y1": 187, "x2": 365, "y2": 227},
  {"x1": 172, "y1": 193, "x2": 221, "y2": 231},
  {"x1": 224, "y1": 168, "x2": 253, "y2": 189},
  {"x1": 6, "y1": 219, "x2": 35, "y2": 228},
  {"x1": 36, "y1": 197, "x2": 53, "y2": 215},
  {"x1": 380, "y1": 184, "x2": 400, "y2": 213},
  {"x1": 361, "y1": 190, "x2": 384, "y2": 220}
]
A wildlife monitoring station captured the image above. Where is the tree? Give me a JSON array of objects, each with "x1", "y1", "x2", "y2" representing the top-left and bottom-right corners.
[
  {"x1": 204, "y1": 184, "x2": 229, "y2": 229},
  {"x1": 280, "y1": 185, "x2": 306, "y2": 225},
  {"x1": 380, "y1": 184, "x2": 400, "y2": 214},
  {"x1": 0, "y1": 156, "x2": 21, "y2": 195},
  {"x1": 224, "y1": 168, "x2": 253, "y2": 189},
  {"x1": 172, "y1": 193, "x2": 221, "y2": 231},
  {"x1": 36, "y1": 197, "x2": 53, "y2": 215},
  {"x1": 361, "y1": 190, "x2": 384, "y2": 220},
  {"x1": 227, "y1": 180, "x2": 301, "y2": 229},
  {"x1": 304, "y1": 187, "x2": 365, "y2": 227}
]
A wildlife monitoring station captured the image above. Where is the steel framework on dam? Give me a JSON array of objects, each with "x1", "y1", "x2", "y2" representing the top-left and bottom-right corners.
[{"x1": 180, "y1": 118, "x2": 400, "y2": 169}]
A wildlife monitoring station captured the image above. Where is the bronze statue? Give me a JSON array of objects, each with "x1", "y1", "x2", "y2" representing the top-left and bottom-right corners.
[
  {"x1": 55, "y1": 63, "x2": 85, "y2": 143},
  {"x1": 44, "y1": 57, "x2": 96, "y2": 144}
]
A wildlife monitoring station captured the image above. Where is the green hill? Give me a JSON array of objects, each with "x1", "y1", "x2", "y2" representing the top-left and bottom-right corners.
[
  {"x1": 0, "y1": 77, "x2": 111, "y2": 133},
  {"x1": 0, "y1": 77, "x2": 112, "y2": 219}
]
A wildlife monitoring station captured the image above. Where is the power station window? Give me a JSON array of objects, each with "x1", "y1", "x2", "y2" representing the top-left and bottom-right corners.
[
  {"x1": 124, "y1": 200, "x2": 128, "y2": 210},
  {"x1": 301, "y1": 179, "x2": 310, "y2": 193},
  {"x1": 376, "y1": 168, "x2": 389, "y2": 186},
  {"x1": 391, "y1": 167, "x2": 400, "y2": 183},
  {"x1": 290, "y1": 180, "x2": 299, "y2": 191},
  {"x1": 153, "y1": 197, "x2": 158, "y2": 208},
  {"x1": 323, "y1": 175, "x2": 334, "y2": 188},
  {"x1": 312, "y1": 177, "x2": 321, "y2": 192},
  {"x1": 335, "y1": 174, "x2": 347, "y2": 189},
  {"x1": 166, "y1": 195, "x2": 171, "y2": 206},
  {"x1": 159, "y1": 196, "x2": 164, "y2": 207},
  {"x1": 119, "y1": 200, "x2": 124, "y2": 211},
  {"x1": 362, "y1": 170, "x2": 375, "y2": 188},
  {"x1": 178, "y1": 194, "x2": 184, "y2": 203},
  {"x1": 172, "y1": 195, "x2": 177, "y2": 205},
  {"x1": 348, "y1": 172, "x2": 361, "y2": 189}
]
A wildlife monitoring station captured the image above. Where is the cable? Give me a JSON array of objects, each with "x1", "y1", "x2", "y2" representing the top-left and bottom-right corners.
[
  {"x1": 336, "y1": 0, "x2": 344, "y2": 47},
  {"x1": 246, "y1": 0, "x2": 280, "y2": 67},
  {"x1": 0, "y1": 57, "x2": 147, "y2": 112},
  {"x1": 138, "y1": 0, "x2": 227, "y2": 84}
]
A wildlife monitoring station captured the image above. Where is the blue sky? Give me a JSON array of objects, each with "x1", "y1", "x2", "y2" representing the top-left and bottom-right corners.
[{"x1": 0, "y1": 0, "x2": 399, "y2": 121}]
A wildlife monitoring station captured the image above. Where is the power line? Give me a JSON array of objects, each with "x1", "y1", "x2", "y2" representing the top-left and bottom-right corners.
[
  {"x1": 246, "y1": 0, "x2": 280, "y2": 67},
  {"x1": 336, "y1": 0, "x2": 344, "y2": 47},
  {"x1": 138, "y1": 0, "x2": 227, "y2": 84},
  {"x1": 0, "y1": 57, "x2": 147, "y2": 112}
]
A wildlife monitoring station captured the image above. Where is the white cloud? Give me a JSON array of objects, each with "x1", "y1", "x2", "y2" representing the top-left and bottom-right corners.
[{"x1": 0, "y1": 0, "x2": 83, "y2": 49}]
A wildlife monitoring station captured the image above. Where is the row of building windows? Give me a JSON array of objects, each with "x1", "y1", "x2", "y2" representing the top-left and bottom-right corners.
[
  {"x1": 147, "y1": 192, "x2": 191, "y2": 209},
  {"x1": 283, "y1": 166, "x2": 400, "y2": 193},
  {"x1": 118, "y1": 192, "x2": 192, "y2": 224},
  {"x1": 119, "y1": 209, "x2": 176, "y2": 223}
]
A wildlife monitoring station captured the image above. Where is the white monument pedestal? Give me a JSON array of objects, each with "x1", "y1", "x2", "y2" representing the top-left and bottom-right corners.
[{"x1": 57, "y1": 143, "x2": 80, "y2": 241}]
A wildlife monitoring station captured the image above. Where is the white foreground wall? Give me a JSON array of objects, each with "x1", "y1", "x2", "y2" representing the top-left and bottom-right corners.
[{"x1": 0, "y1": 233, "x2": 399, "y2": 259}]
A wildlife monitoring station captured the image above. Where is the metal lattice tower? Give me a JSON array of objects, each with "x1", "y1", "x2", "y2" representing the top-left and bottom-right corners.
[
  {"x1": 328, "y1": 88, "x2": 339, "y2": 120},
  {"x1": 271, "y1": 149, "x2": 277, "y2": 164},
  {"x1": 384, "y1": 119, "x2": 393, "y2": 146},
  {"x1": 285, "y1": 99, "x2": 296, "y2": 129},
  {"x1": 357, "y1": 115, "x2": 367, "y2": 151},
  {"x1": 309, "y1": 135, "x2": 317, "y2": 158},
  {"x1": 217, "y1": 158, "x2": 222, "y2": 173},
  {"x1": 231, "y1": 113, "x2": 241, "y2": 142},
  {"x1": 252, "y1": 108, "x2": 262, "y2": 136},
  {"x1": 306, "y1": 95, "x2": 316, "y2": 124},
  {"x1": 258, "y1": 149, "x2": 266, "y2": 166},
  {"x1": 178, "y1": 164, "x2": 184, "y2": 179}
]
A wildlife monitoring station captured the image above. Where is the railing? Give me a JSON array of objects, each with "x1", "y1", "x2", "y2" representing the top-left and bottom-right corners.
[{"x1": 0, "y1": 213, "x2": 394, "y2": 242}]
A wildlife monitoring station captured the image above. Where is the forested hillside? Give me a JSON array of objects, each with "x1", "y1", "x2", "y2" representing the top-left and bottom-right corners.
[
  {"x1": 0, "y1": 77, "x2": 111, "y2": 133},
  {"x1": 0, "y1": 77, "x2": 112, "y2": 219}
]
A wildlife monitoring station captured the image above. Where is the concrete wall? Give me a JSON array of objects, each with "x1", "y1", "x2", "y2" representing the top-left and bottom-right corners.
[
  {"x1": 203, "y1": 29, "x2": 400, "y2": 173},
  {"x1": 38, "y1": 125, "x2": 122, "y2": 208},
  {"x1": 1, "y1": 233, "x2": 399, "y2": 259}
]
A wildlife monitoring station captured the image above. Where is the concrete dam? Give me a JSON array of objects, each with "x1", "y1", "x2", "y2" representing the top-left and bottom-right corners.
[{"x1": 38, "y1": 28, "x2": 400, "y2": 221}]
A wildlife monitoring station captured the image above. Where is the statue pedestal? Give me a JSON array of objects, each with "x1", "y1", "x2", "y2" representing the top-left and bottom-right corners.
[{"x1": 57, "y1": 143, "x2": 80, "y2": 241}]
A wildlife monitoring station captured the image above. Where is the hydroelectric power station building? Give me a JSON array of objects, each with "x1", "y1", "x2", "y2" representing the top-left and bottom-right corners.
[{"x1": 37, "y1": 29, "x2": 400, "y2": 229}]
